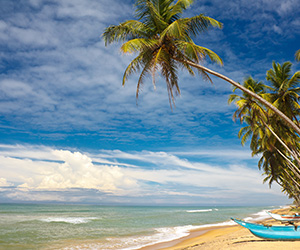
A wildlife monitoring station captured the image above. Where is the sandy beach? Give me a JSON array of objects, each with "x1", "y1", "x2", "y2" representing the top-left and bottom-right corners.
[{"x1": 140, "y1": 207, "x2": 300, "y2": 250}]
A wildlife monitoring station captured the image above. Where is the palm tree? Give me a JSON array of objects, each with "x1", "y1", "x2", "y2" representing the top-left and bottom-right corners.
[
  {"x1": 265, "y1": 61, "x2": 300, "y2": 124},
  {"x1": 229, "y1": 77, "x2": 300, "y2": 204},
  {"x1": 103, "y1": 0, "x2": 223, "y2": 106},
  {"x1": 263, "y1": 61, "x2": 300, "y2": 165},
  {"x1": 228, "y1": 77, "x2": 268, "y2": 124},
  {"x1": 103, "y1": 0, "x2": 300, "y2": 135},
  {"x1": 228, "y1": 77, "x2": 268, "y2": 150}
]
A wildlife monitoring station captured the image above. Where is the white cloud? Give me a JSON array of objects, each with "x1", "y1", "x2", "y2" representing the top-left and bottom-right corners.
[
  {"x1": 0, "y1": 178, "x2": 13, "y2": 187},
  {"x1": 0, "y1": 0, "x2": 297, "y2": 205},
  {"x1": 277, "y1": 0, "x2": 297, "y2": 16},
  {"x1": 0, "y1": 0, "x2": 241, "y2": 139},
  {"x1": 0, "y1": 149, "x2": 137, "y2": 194},
  {"x1": 271, "y1": 25, "x2": 282, "y2": 35},
  {"x1": 0, "y1": 144, "x2": 288, "y2": 204}
]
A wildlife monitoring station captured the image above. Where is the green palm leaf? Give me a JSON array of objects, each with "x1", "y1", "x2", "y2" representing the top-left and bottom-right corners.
[
  {"x1": 121, "y1": 38, "x2": 158, "y2": 53},
  {"x1": 296, "y1": 49, "x2": 300, "y2": 62},
  {"x1": 175, "y1": 41, "x2": 223, "y2": 65},
  {"x1": 103, "y1": 20, "x2": 150, "y2": 45}
]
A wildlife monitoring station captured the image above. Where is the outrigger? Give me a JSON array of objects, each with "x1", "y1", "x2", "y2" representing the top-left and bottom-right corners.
[{"x1": 232, "y1": 218, "x2": 300, "y2": 241}]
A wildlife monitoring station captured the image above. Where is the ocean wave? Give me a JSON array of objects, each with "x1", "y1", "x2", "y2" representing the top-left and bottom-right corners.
[
  {"x1": 243, "y1": 210, "x2": 270, "y2": 222},
  {"x1": 40, "y1": 217, "x2": 98, "y2": 224},
  {"x1": 115, "y1": 222, "x2": 236, "y2": 250},
  {"x1": 104, "y1": 225, "x2": 197, "y2": 250},
  {"x1": 62, "y1": 221, "x2": 238, "y2": 250},
  {"x1": 186, "y1": 209, "x2": 213, "y2": 213}
]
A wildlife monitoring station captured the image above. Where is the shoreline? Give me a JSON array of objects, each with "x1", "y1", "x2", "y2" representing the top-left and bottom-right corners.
[
  {"x1": 138, "y1": 206, "x2": 300, "y2": 250},
  {"x1": 139, "y1": 225, "x2": 238, "y2": 250}
]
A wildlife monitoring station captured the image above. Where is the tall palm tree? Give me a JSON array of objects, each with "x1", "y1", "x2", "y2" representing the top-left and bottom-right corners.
[
  {"x1": 103, "y1": 0, "x2": 300, "y2": 135},
  {"x1": 229, "y1": 76, "x2": 300, "y2": 204},
  {"x1": 263, "y1": 61, "x2": 300, "y2": 165},
  {"x1": 228, "y1": 77, "x2": 268, "y2": 150}
]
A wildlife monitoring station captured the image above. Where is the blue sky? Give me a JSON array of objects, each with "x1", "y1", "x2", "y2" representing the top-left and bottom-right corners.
[{"x1": 0, "y1": 0, "x2": 299, "y2": 205}]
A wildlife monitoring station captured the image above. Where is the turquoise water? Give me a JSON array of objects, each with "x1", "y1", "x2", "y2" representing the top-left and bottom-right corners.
[{"x1": 0, "y1": 204, "x2": 278, "y2": 249}]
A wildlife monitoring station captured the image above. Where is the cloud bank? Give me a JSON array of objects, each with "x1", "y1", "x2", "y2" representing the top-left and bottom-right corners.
[{"x1": 0, "y1": 144, "x2": 288, "y2": 205}]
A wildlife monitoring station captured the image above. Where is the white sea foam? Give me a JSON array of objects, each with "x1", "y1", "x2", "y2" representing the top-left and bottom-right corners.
[
  {"x1": 115, "y1": 221, "x2": 236, "y2": 250},
  {"x1": 40, "y1": 217, "x2": 98, "y2": 224},
  {"x1": 186, "y1": 209, "x2": 213, "y2": 213},
  {"x1": 49, "y1": 206, "x2": 288, "y2": 250},
  {"x1": 243, "y1": 210, "x2": 271, "y2": 222},
  {"x1": 62, "y1": 221, "x2": 237, "y2": 250}
]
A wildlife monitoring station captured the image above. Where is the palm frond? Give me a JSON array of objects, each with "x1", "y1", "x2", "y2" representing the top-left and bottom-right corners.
[
  {"x1": 186, "y1": 14, "x2": 223, "y2": 36},
  {"x1": 296, "y1": 49, "x2": 300, "y2": 62},
  {"x1": 228, "y1": 94, "x2": 239, "y2": 104},
  {"x1": 136, "y1": 58, "x2": 154, "y2": 99},
  {"x1": 166, "y1": 0, "x2": 193, "y2": 22},
  {"x1": 121, "y1": 38, "x2": 158, "y2": 53},
  {"x1": 122, "y1": 54, "x2": 143, "y2": 86},
  {"x1": 135, "y1": 0, "x2": 168, "y2": 31},
  {"x1": 160, "y1": 18, "x2": 189, "y2": 39},
  {"x1": 288, "y1": 72, "x2": 300, "y2": 87},
  {"x1": 102, "y1": 20, "x2": 150, "y2": 45},
  {"x1": 175, "y1": 41, "x2": 222, "y2": 65}
]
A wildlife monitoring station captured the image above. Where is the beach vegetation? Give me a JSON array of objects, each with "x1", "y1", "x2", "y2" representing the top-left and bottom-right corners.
[
  {"x1": 229, "y1": 63, "x2": 300, "y2": 206},
  {"x1": 102, "y1": 0, "x2": 300, "y2": 135},
  {"x1": 103, "y1": 0, "x2": 300, "y2": 205}
]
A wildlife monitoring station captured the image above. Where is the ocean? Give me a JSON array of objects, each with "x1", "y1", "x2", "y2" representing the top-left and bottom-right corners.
[{"x1": 0, "y1": 204, "x2": 281, "y2": 250}]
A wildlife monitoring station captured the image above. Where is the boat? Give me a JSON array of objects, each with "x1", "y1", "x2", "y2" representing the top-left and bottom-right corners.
[
  {"x1": 267, "y1": 211, "x2": 300, "y2": 222},
  {"x1": 232, "y1": 218, "x2": 300, "y2": 240}
]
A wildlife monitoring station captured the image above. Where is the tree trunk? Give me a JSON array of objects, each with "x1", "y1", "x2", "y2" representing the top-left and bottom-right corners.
[
  {"x1": 260, "y1": 118, "x2": 300, "y2": 175},
  {"x1": 282, "y1": 167, "x2": 300, "y2": 189},
  {"x1": 180, "y1": 59, "x2": 300, "y2": 135},
  {"x1": 277, "y1": 149, "x2": 300, "y2": 180}
]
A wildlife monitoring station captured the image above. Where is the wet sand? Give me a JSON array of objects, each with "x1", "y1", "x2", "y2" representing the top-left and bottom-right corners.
[{"x1": 139, "y1": 207, "x2": 300, "y2": 250}]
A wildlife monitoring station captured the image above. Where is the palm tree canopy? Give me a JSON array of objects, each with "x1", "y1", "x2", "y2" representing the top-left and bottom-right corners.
[
  {"x1": 103, "y1": 0, "x2": 300, "y2": 136},
  {"x1": 103, "y1": 0, "x2": 223, "y2": 106},
  {"x1": 229, "y1": 76, "x2": 300, "y2": 198},
  {"x1": 228, "y1": 77, "x2": 268, "y2": 123},
  {"x1": 265, "y1": 61, "x2": 300, "y2": 122},
  {"x1": 228, "y1": 77, "x2": 271, "y2": 151}
]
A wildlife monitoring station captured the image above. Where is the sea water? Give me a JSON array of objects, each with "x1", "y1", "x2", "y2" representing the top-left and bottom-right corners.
[{"x1": 0, "y1": 204, "x2": 282, "y2": 249}]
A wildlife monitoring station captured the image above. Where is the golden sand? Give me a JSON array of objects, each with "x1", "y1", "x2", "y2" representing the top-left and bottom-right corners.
[{"x1": 139, "y1": 207, "x2": 300, "y2": 250}]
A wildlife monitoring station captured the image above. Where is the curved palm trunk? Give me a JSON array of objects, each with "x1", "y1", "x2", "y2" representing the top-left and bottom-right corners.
[
  {"x1": 180, "y1": 59, "x2": 300, "y2": 135},
  {"x1": 282, "y1": 176, "x2": 300, "y2": 207},
  {"x1": 276, "y1": 178, "x2": 300, "y2": 206},
  {"x1": 276, "y1": 148, "x2": 300, "y2": 181},
  {"x1": 260, "y1": 119, "x2": 300, "y2": 174},
  {"x1": 282, "y1": 168, "x2": 300, "y2": 189}
]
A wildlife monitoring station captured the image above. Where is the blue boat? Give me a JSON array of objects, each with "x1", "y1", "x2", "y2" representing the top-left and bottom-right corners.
[
  {"x1": 267, "y1": 211, "x2": 300, "y2": 222},
  {"x1": 232, "y1": 218, "x2": 300, "y2": 240}
]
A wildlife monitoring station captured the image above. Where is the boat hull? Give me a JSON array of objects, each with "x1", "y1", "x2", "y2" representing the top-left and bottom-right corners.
[
  {"x1": 267, "y1": 211, "x2": 300, "y2": 222},
  {"x1": 232, "y1": 218, "x2": 300, "y2": 241}
]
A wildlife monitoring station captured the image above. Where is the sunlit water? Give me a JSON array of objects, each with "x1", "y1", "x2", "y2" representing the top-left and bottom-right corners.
[{"x1": 0, "y1": 204, "x2": 280, "y2": 249}]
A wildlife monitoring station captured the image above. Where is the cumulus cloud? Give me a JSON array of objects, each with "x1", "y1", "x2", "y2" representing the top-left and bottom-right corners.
[
  {"x1": 0, "y1": 1, "x2": 297, "y2": 205},
  {"x1": 0, "y1": 144, "x2": 288, "y2": 204},
  {"x1": 36, "y1": 150, "x2": 137, "y2": 192},
  {"x1": 0, "y1": 178, "x2": 13, "y2": 187},
  {"x1": 0, "y1": 148, "x2": 138, "y2": 194}
]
